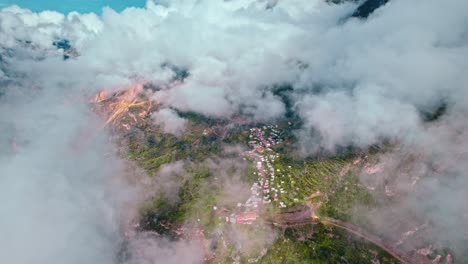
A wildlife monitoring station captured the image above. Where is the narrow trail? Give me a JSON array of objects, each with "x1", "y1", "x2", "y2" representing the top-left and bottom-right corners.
[
  {"x1": 320, "y1": 217, "x2": 409, "y2": 264},
  {"x1": 265, "y1": 214, "x2": 431, "y2": 264}
]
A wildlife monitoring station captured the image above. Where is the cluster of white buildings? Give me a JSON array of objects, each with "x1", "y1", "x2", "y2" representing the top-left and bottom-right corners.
[
  {"x1": 226, "y1": 125, "x2": 300, "y2": 225},
  {"x1": 247, "y1": 126, "x2": 294, "y2": 208},
  {"x1": 224, "y1": 182, "x2": 262, "y2": 225},
  {"x1": 248, "y1": 126, "x2": 283, "y2": 150}
]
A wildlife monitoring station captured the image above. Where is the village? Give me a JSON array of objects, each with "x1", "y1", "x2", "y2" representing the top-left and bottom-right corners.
[{"x1": 218, "y1": 125, "x2": 303, "y2": 225}]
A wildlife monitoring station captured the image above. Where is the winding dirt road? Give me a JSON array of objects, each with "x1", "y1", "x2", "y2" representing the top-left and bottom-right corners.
[{"x1": 265, "y1": 212, "x2": 432, "y2": 264}]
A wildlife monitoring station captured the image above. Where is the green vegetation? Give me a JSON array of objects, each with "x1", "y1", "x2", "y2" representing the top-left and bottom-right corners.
[
  {"x1": 260, "y1": 150, "x2": 375, "y2": 218},
  {"x1": 127, "y1": 113, "x2": 248, "y2": 175},
  {"x1": 139, "y1": 164, "x2": 223, "y2": 234},
  {"x1": 319, "y1": 172, "x2": 376, "y2": 222},
  {"x1": 259, "y1": 224, "x2": 399, "y2": 264},
  {"x1": 284, "y1": 157, "x2": 348, "y2": 196},
  {"x1": 126, "y1": 114, "x2": 399, "y2": 263}
]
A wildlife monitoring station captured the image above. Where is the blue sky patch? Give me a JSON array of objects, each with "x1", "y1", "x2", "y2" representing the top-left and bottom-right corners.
[{"x1": 0, "y1": 0, "x2": 146, "y2": 14}]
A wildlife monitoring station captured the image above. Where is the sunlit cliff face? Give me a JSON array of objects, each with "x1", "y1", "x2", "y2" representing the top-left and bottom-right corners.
[{"x1": 92, "y1": 83, "x2": 153, "y2": 130}]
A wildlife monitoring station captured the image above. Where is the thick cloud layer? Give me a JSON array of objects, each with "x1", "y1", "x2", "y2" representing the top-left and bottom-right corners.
[
  {"x1": 0, "y1": 83, "x2": 137, "y2": 263},
  {"x1": 1, "y1": 0, "x2": 468, "y2": 262},
  {"x1": 2, "y1": 0, "x2": 467, "y2": 150}
]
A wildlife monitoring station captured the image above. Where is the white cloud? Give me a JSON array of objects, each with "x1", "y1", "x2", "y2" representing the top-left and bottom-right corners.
[
  {"x1": 124, "y1": 233, "x2": 203, "y2": 264},
  {"x1": 152, "y1": 108, "x2": 188, "y2": 136},
  {"x1": 0, "y1": 84, "x2": 140, "y2": 264}
]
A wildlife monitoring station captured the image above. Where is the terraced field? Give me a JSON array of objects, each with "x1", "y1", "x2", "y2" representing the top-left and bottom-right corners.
[
  {"x1": 275, "y1": 157, "x2": 348, "y2": 199},
  {"x1": 257, "y1": 146, "x2": 371, "y2": 222}
]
